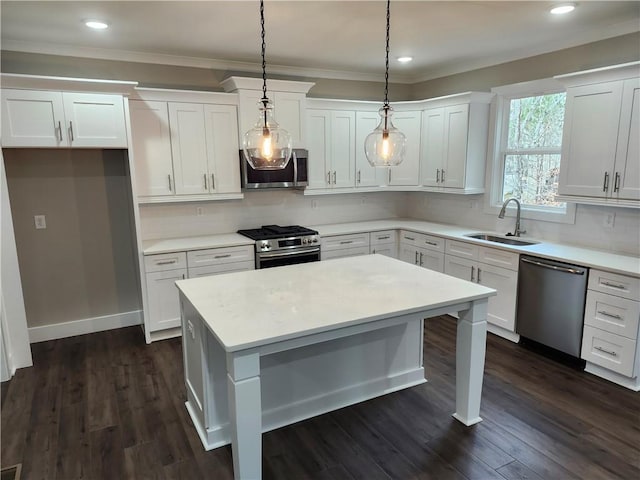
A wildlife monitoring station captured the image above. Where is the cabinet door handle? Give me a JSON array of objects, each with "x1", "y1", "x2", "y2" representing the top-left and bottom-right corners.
[
  {"x1": 415, "y1": 251, "x2": 419, "y2": 264},
  {"x1": 168, "y1": 174, "x2": 172, "y2": 192},
  {"x1": 601, "y1": 281, "x2": 626, "y2": 290},
  {"x1": 614, "y1": 172, "x2": 620, "y2": 193},
  {"x1": 441, "y1": 169, "x2": 445, "y2": 182},
  {"x1": 357, "y1": 170, "x2": 361, "y2": 184},
  {"x1": 203, "y1": 173, "x2": 208, "y2": 190},
  {"x1": 597, "y1": 310, "x2": 623, "y2": 320},
  {"x1": 471, "y1": 266, "x2": 475, "y2": 282},
  {"x1": 182, "y1": 273, "x2": 186, "y2": 280},
  {"x1": 594, "y1": 346, "x2": 617, "y2": 357},
  {"x1": 602, "y1": 172, "x2": 609, "y2": 192},
  {"x1": 436, "y1": 169, "x2": 440, "y2": 183},
  {"x1": 69, "y1": 121, "x2": 74, "y2": 141},
  {"x1": 388, "y1": 169, "x2": 391, "y2": 184},
  {"x1": 57, "y1": 121, "x2": 63, "y2": 141},
  {"x1": 372, "y1": 249, "x2": 376, "y2": 254},
  {"x1": 333, "y1": 171, "x2": 337, "y2": 184},
  {"x1": 419, "y1": 252, "x2": 424, "y2": 266},
  {"x1": 327, "y1": 171, "x2": 331, "y2": 185},
  {"x1": 477, "y1": 268, "x2": 481, "y2": 283},
  {"x1": 211, "y1": 173, "x2": 215, "y2": 190}
]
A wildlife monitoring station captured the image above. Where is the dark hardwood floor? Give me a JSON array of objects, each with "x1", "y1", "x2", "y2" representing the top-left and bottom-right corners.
[{"x1": 2, "y1": 316, "x2": 639, "y2": 480}]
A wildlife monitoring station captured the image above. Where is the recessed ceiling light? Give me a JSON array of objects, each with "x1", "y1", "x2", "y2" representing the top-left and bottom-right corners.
[
  {"x1": 84, "y1": 20, "x2": 109, "y2": 30},
  {"x1": 550, "y1": 4, "x2": 576, "y2": 15},
  {"x1": 397, "y1": 56, "x2": 413, "y2": 63}
]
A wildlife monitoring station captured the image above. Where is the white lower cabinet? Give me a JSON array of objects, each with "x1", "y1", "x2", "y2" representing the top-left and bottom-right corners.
[
  {"x1": 144, "y1": 245, "x2": 254, "y2": 340},
  {"x1": 322, "y1": 233, "x2": 370, "y2": 260},
  {"x1": 398, "y1": 230, "x2": 445, "y2": 272},
  {"x1": 581, "y1": 269, "x2": 640, "y2": 389},
  {"x1": 369, "y1": 230, "x2": 398, "y2": 258},
  {"x1": 444, "y1": 240, "x2": 519, "y2": 339}
]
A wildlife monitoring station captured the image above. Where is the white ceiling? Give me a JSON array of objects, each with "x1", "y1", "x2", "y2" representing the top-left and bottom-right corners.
[{"x1": 1, "y1": 1, "x2": 639, "y2": 83}]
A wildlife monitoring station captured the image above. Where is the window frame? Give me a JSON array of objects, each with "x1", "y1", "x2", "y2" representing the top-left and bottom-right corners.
[{"x1": 484, "y1": 78, "x2": 576, "y2": 224}]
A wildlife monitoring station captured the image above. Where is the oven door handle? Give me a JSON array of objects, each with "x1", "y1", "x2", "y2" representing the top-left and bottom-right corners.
[{"x1": 258, "y1": 247, "x2": 320, "y2": 259}]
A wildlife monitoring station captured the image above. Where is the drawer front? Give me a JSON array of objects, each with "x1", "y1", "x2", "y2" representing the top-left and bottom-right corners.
[
  {"x1": 478, "y1": 247, "x2": 519, "y2": 271},
  {"x1": 322, "y1": 245, "x2": 370, "y2": 260},
  {"x1": 445, "y1": 240, "x2": 479, "y2": 260},
  {"x1": 370, "y1": 230, "x2": 397, "y2": 246},
  {"x1": 188, "y1": 261, "x2": 254, "y2": 278},
  {"x1": 322, "y1": 233, "x2": 370, "y2": 252},
  {"x1": 589, "y1": 269, "x2": 640, "y2": 301},
  {"x1": 581, "y1": 325, "x2": 637, "y2": 377},
  {"x1": 399, "y1": 231, "x2": 444, "y2": 252},
  {"x1": 187, "y1": 245, "x2": 253, "y2": 268},
  {"x1": 584, "y1": 291, "x2": 640, "y2": 339},
  {"x1": 144, "y1": 252, "x2": 187, "y2": 272},
  {"x1": 400, "y1": 230, "x2": 420, "y2": 247}
]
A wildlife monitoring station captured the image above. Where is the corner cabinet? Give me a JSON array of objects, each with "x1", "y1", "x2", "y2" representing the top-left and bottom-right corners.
[
  {"x1": 129, "y1": 89, "x2": 242, "y2": 203},
  {"x1": 556, "y1": 62, "x2": 640, "y2": 207},
  {"x1": 1, "y1": 89, "x2": 128, "y2": 148},
  {"x1": 221, "y1": 77, "x2": 315, "y2": 150},
  {"x1": 419, "y1": 92, "x2": 492, "y2": 193}
]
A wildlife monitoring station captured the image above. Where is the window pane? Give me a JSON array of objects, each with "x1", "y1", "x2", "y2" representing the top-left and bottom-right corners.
[
  {"x1": 503, "y1": 154, "x2": 565, "y2": 207},
  {"x1": 507, "y1": 93, "x2": 566, "y2": 150}
]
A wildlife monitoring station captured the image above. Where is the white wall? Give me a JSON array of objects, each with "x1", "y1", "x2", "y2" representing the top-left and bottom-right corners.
[
  {"x1": 139, "y1": 190, "x2": 408, "y2": 240},
  {"x1": 406, "y1": 192, "x2": 640, "y2": 256}
]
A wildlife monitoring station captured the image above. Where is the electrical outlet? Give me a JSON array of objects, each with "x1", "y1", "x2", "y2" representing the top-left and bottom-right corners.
[
  {"x1": 196, "y1": 207, "x2": 204, "y2": 216},
  {"x1": 34, "y1": 215, "x2": 46, "y2": 229},
  {"x1": 603, "y1": 212, "x2": 616, "y2": 229}
]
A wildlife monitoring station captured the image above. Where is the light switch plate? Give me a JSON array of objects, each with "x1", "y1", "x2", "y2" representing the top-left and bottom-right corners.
[
  {"x1": 34, "y1": 215, "x2": 46, "y2": 229},
  {"x1": 603, "y1": 212, "x2": 616, "y2": 229}
]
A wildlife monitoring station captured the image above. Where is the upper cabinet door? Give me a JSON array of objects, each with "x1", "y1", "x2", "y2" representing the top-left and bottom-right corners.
[
  {"x1": 168, "y1": 102, "x2": 209, "y2": 195},
  {"x1": 203, "y1": 104, "x2": 241, "y2": 194},
  {"x1": 129, "y1": 100, "x2": 174, "y2": 197},
  {"x1": 62, "y1": 92, "x2": 127, "y2": 148},
  {"x1": 273, "y1": 91, "x2": 306, "y2": 148},
  {"x1": 306, "y1": 109, "x2": 331, "y2": 189},
  {"x1": 614, "y1": 78, "x2": 640, "y2": 200},
  {"x1": 558, "y1": 81, "x2": 623, "y2": 198},
  {"x1": 420, "y1": 107, "x2": 445, "y2": 186},
  {"x1": 355, "y1": 111, "x2": 383, "y2": 187},
  {"x1": 389, "y1": 111, "x2": 421, "y2": 186},
  {"x1": 442, "y1": 104, "x2": 469, "y2": 189},
  {"x1": 330, "y1": 110, "x2": 356, "y2": 188},
  {"x1": 1, "y1": 89, "x2": 65, "y2": 147}
]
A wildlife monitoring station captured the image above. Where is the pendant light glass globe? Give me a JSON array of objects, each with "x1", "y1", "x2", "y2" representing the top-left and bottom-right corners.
[
  {"x1": 365, "y1": 105, "x2": 406, "y2": 167},
  {"x1": 243, "y1": 99, "x2": 292, "y2": 170}
]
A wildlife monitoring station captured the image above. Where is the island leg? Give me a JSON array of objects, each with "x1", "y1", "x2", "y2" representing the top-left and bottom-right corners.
[
  {"x1": 452, "y1": 298, "x2": 488, "y2": 426},
  {"x1": 226, "y1": 351, "x2": 262, "y2": 480}
]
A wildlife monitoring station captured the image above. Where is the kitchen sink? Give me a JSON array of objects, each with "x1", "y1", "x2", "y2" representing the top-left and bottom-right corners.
[{"x1": 464, "y1": 233, "x2": 539, "y2": 246}]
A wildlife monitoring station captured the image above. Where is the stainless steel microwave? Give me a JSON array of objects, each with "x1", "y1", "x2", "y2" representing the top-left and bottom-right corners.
[{"x1": 240, "y1": 149, "x2": 309, "y2": 189}]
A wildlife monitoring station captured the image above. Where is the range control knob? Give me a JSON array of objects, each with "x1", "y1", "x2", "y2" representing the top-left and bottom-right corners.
[
  {"x1": 311, "y1": 237, "x2": 318, "y2": 243},
  {"x1": 260, "y1": 241, "x2": 270, "y2": 250}
]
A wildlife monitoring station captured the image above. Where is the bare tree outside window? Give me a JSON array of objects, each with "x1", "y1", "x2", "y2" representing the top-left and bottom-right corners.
[{"x1": 502, "y1": 93, "x2": 566, "y2": 209}]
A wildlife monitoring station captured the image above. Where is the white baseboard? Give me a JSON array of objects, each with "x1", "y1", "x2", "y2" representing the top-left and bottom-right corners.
[{"x1": 28, "y1": 310, "x2": 142, "y2": 343}]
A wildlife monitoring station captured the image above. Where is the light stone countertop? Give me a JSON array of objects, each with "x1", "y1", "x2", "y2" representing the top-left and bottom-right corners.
[
  {"x1": 176, "y1": 254, "x2": 495, "y2": 352},
  {"x1": 143, "y1": 218, "x2": 640, "y2": 278}
]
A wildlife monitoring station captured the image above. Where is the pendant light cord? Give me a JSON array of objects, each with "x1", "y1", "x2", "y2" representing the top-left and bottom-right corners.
[
  {"x1": 384, "y1": 0, "x2": 390, "y2": 107},
  {"x1": 260, "y1": 0, "x2": 269, "y2": 131}
]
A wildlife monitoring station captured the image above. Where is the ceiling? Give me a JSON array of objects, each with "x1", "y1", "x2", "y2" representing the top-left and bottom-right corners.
[{"x1": 1, "y1": 1, "x2": 639, "y2": 83}]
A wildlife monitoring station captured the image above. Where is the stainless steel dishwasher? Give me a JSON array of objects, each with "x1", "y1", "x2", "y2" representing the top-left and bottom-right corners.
[{"x1": 516, "y1": 255, "x2": 588, "y2": 358}]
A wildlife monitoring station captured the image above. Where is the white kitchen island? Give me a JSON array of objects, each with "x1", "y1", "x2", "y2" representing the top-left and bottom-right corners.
[{"x1": 176, "y1": 254, "x2": 496, "y2": 480}]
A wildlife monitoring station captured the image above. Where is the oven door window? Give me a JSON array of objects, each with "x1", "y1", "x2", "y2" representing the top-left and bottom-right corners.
[{"x1": 259, "y1": 251, "x2": 320, "y2": 269}]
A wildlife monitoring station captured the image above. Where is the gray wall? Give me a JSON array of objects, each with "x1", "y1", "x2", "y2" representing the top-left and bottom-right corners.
[{"x1": 3, "y1": 149, "x2": 141, "y2": 328}]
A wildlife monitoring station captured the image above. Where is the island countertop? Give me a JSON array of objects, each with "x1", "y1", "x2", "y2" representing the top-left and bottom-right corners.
[{"x1": 175, "y1": 254, "x2": 495, "y2": 352}]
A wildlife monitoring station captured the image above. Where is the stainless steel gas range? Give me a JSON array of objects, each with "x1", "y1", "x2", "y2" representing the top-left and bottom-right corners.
[{"x1": 237, "y1": 225, "x2": 320, "y2": 269}]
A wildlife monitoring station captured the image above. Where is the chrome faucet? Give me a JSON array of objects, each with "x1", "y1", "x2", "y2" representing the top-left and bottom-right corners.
[{"x1": 498, "y1": 198, "x2": 526, "y2": 237}]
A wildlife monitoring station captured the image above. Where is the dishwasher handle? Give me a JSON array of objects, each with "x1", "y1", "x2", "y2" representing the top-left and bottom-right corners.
[{"x1": 520, "y1": 256, "x2": 585, "y2": 275}]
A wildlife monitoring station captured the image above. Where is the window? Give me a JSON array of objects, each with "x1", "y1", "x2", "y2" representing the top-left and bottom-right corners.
[{"x1": 487, "y1": 79, "x2": 575, "y2": 224}]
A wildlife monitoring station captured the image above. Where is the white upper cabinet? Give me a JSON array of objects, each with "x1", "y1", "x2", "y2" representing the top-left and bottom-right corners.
[
  {"x1": 221, "y1": 77, "x2": 315, "y2": 149},
  {"x1": 419, "y1": 93, "x2": 492, "y2": 193},
  {"x1": 1, "y1": 89, "x2": 127, "y2": 148},
  {"x1": 388, "y1": 111, "x2": 421, "y2": 186},
  {"x1": 556, "y1": 62, "x2": 640, "y2": 206},
  {"x1": 129, "y1": 89, "x2": 242, "y2": 203},
  {"x1": 306, "y1": 109, "x2": 356, "y2": 189},
  {"x1": 355, "y1": 111, "x2": 384, "y2": 187},
  {"x1": 129, "y1": 100, "x2": 174, "y2": 197}
]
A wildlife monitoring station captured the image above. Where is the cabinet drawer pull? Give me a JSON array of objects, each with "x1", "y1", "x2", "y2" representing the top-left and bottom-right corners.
[
  {"x1": 471, "y1": 266, "x2": 475, "y2": 282},
  {"x1": 425, "y1": 240, "x2": 438, "y2": 246},
  {"x1": 597, "y1": 310, "x2": 623, "y2": 320},
  {"x1": 156, "y1": 260, "x2": 177, "y2": 265},
  {"x1": 601, "y1": 281, "x2": 626, "y2": 290},
  {"x1": 168, "y1": 174, "x2": 172, "y2": 192},
  {"x1": 594, "y1": 346, "x2": 617, "y2": 357},
  {"x1": 214, "y1": 254, "x2": 231, "y2": 259},
  {"x1": 602, "y1": 172, "x2": 609, "y2": 192},
  {"x1": 404, "y1": 236, "x2": 415, "y2": 241},
  {"x1": 377, "y1": 235, "x2": 390, "y2": 240},
  {"x1": 340, "y1": 240, "x2": 354, "y2": 245},
  {"x1": 69, "y1": 121, "x2": 74, "y2": 141},
  {"x1": 57, "y1": 121, "x2": 63, "y2": 141}
]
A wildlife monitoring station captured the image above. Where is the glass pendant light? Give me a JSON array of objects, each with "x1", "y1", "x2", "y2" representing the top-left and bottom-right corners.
[
  {"x1": 365, "y1": 0, "x2": 406, "y2": 167},
  {"x1": 243, "y1": 0, "x2": 292, "y2": 170}
]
